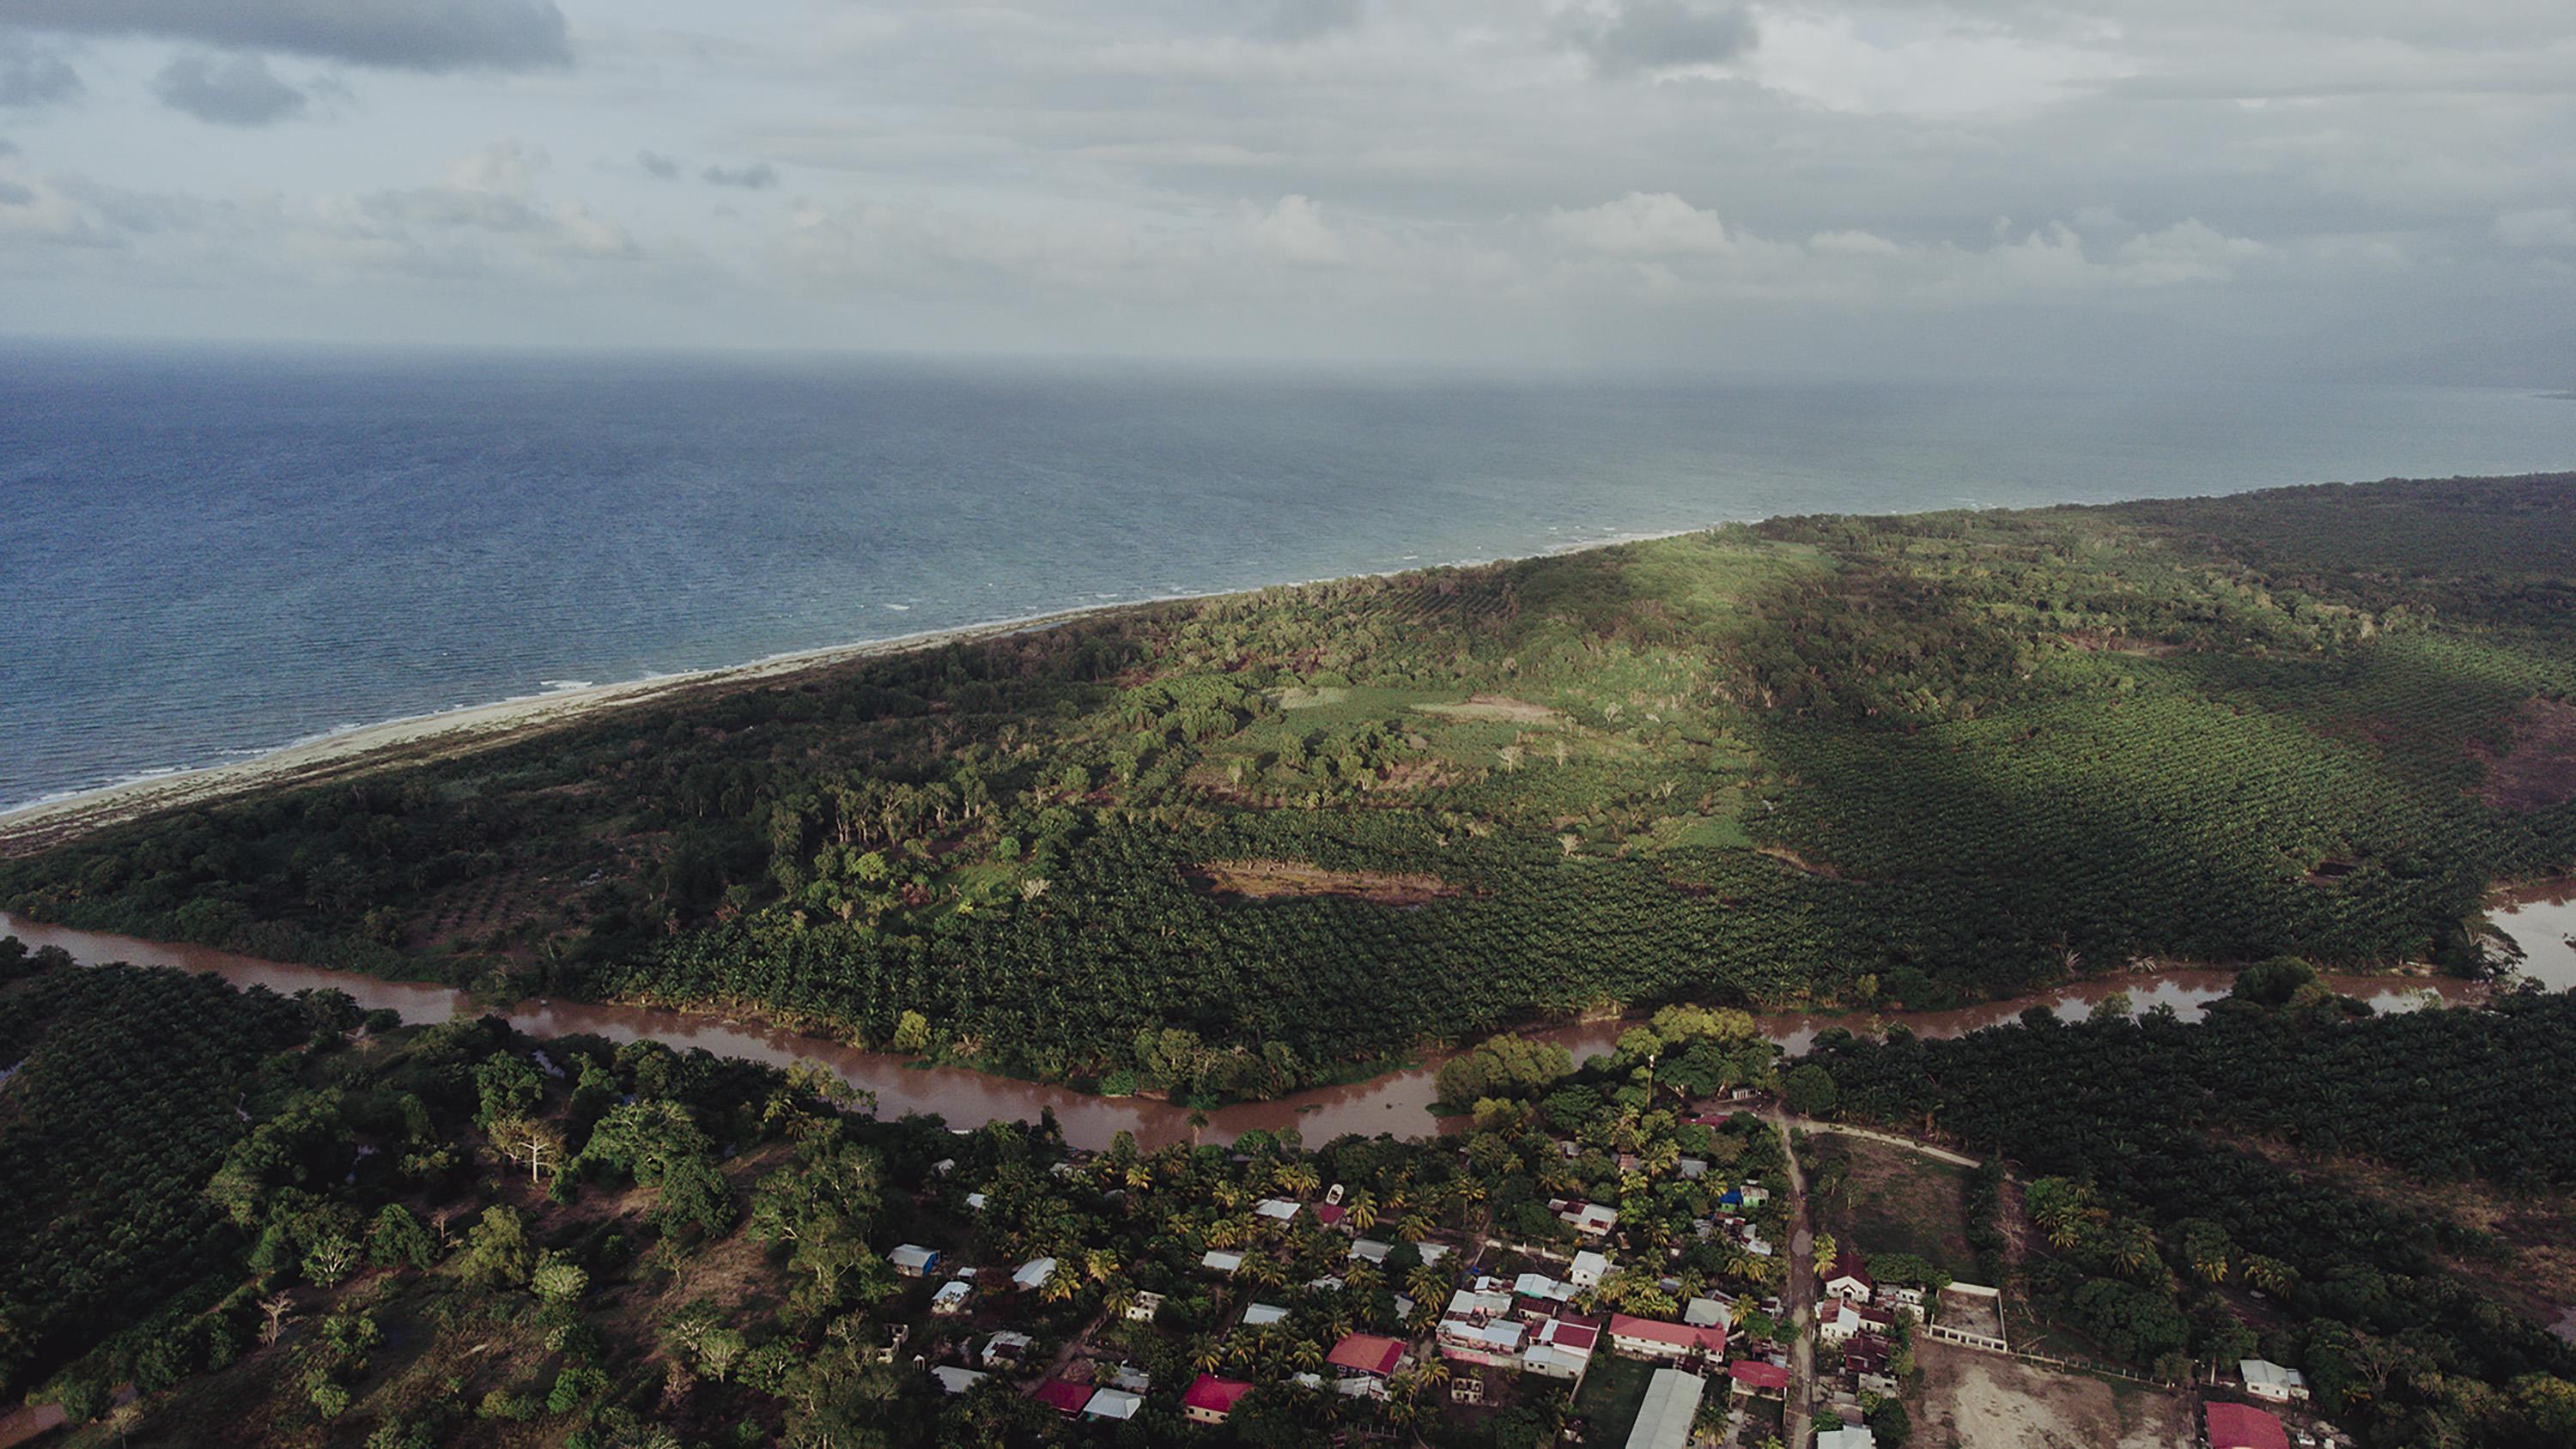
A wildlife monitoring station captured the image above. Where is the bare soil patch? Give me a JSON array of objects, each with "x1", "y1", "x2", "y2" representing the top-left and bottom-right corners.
[
  {"x1": 1755, "y1": 846, "x2": 1847, "y2": 880},
  {"x1": 1188, "y1": 859, "x2": 1465, "y2": 906},
  {"x1": 2477, "y1": 697, "x2": 2576, "y2": 812},
  {"x1": 1914, "y1": 1339, "x2": 2191, "y2": 1449},
  {"x1": 1415, "y1": 694, "x2": 1563, "y2": 724}
]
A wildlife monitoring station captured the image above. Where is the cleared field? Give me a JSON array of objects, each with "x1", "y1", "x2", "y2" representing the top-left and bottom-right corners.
[
  {"x1": 1818, "y1": 1135, "x2": 1982, "y2": 1280},
  {"x1": 1914, "y1": 1339, "x2": 2191, "y2": 1449}
]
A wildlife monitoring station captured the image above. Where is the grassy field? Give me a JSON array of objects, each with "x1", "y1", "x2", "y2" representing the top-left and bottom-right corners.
[{"x1": 1816, "y1": 1137, "x2": 1982, "y2": 1281}]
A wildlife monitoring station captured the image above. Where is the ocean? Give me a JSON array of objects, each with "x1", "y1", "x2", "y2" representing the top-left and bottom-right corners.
[{"x1": 4, "y1": 343, "x2": 2573, "y2": 814}]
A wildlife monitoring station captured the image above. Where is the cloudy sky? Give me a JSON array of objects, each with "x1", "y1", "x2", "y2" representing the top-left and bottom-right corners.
[{"x1": 1, "y1": 0, "x2": 2572, "y2": 376}]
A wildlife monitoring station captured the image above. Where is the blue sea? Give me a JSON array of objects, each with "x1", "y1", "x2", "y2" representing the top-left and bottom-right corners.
[{"x1": 4, "y1": 343, "x2": 2573, "y2": 814}]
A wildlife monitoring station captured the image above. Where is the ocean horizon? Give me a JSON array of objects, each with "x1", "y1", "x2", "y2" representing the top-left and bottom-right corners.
[{"x1": 5, "y1": 341, "x2": 2574, "y2": 815}]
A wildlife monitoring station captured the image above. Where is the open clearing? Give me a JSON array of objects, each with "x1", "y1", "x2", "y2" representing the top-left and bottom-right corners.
[
  {"x1": 1915, "y1": 1340, "x2": 2191, "y2": 1449},
  {"x1": 1188, "y1": 858, "x2": 1464, "y2": 906},
  {"x1": 1415, "y1": 694, "x2": 1564, "y2": 724},
  {"x1": 2478, "y1": 697, "x2": 2576, "y2": 812},
  {"x1": 1818, "y1": 1135, "x2": 1982, "y2": 1279}
]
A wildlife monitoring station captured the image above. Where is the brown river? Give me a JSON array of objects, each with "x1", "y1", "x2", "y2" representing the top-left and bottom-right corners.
[{"x1": 7, "y1": 897, "x2": 2569, "y2": 1154}]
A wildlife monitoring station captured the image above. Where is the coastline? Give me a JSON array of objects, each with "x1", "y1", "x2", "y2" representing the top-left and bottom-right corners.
[
  {"x1": 0, "y1": 523, "x2": 1721, "y2": 855},
  {"x1": 0, "y1": 604, "x2": 1110, "y2": 854}
]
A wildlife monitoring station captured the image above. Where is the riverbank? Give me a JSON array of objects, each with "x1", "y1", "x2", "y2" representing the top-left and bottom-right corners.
[{"x1": 11, "y1": 907, "x2": 2543, "y2": 1155}]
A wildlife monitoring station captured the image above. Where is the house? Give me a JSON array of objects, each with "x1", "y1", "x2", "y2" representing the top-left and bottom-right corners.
[
  {"x1": 1182, "y1": 1374, "x2": 1254, "y2": 1426},
  {"x1": 2206, "y1": 1403, "x2": 2291, "y2": 1449},
  {"x1": 1327, "y1": 1332, "x2": 1406, "y2": 1379},
  {"x1": 1349, "y1": 1238, "x2": 1392, "y2": 1264},
  {"x1": 1818, "y1": 1300, "x2": 1895, "y2": 1345},
  {"x1": 1882, "y1": 1283, "x2": 1925, "y2": 1317},
  {"x1": 1125, "y1": 1290, "x2": 1164, "y2": 1322},
  {"x1": 1255, "y1": 1197, "x2": 1300, "y2": 1222},
  {"x1": 1313, "y1": 1202, "x2": 1347, "y2": 1229},
  {"x1": 1418, "y1": 1242, "x2": 1455, "y2": 1266},
  {"x1": 1677, "y1": 1157, "x2": 1710, "y2": 1179},
  {"x1": 1821, "y1": 1258, "x2": 1874, "y2": 1302},
  {"x1": 931, "y1": 1366, "x2": 987, "y2": 1396},
  {"x1": 1606, "y1": 1313, "x2": 1728, "y2": 1362},
  {"x1": 1437, "y1": 1316, "x2": 1528, "y2": 1367},
  {"x1": 1728, "y1": 1360, "x2": 1791, "y2": 1397},
  {"x1": 1242, "y1": 1302, "x2": 1291, "y2": 1328},
  {"x1": 1108, "y1": 1365, "x2": 1150, "y2": 1393},
  {"x1": 1625, "y1": 1367, "x2": 1707, "y2": 1449},
  {"x1": 1814, "y1": 1428, "x2": 1876, "y2": 1449},
  {"x1": 1201, "y1": 1249, "x2": 1245, "y2": 1276},
  {"x1": 2241, "y1": 1359, "x2": 2312, "y2": 1403},
  {"x1": 1448, "y1": 1288, "x2": 1515, "y2": 1322},
  {"x1": 1514, "y1": 1271, "x2": 1577, "y2": 1311},
  {"x1": 1684, "y1": 1296, "x2": 1732, "y2": 1330},
  {"x1": 1555, "y1": 1200, "x2": 1620, "y2": 1236},
  {"x1": 963, "y1": 1191, "x2": 987, "y2": 1211},
  {"x1": 1032, "y1": 1379, "x2": 1091, "y2": 1416},
  {"x1": 1569, "y1": 1250, "x2": 1612, "y2": 1289},
  {"x1": 889, "y1": 1244, "x2": 939, "y2": 1277},
  {"x1": 980, "y1": 1331, "x2": 1035, "y2": 1369},
  {"x1": 1012, "y1": 1257, "x2": 1057, "y2": 1291},
  {"x1": 1082, "y1": 1388, "x2": 1144, "y2": 1421},
  {"x1": 931, "y1": 1280, "x2": 972, "y2": 1315},
  {"x1": 1522, "y1": 1319, "x2": 1599, "y2": 1379}
]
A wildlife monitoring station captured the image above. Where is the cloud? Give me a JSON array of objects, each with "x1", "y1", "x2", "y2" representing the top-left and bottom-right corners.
[
  {"x1": 702, "y1": 161, "x2": 777, "y2": 190},
  {"x1": 0, "y1": 0, "x2": 571, "y2": 71},
  {"x1": 2495, "y1": 207, "x2": 2576, "y2": 250},
  {"x1": 349, "y1": 142, "x2": 639, "y2": 261},
  {"x1": 1546, "y1": 191, "x2": 1735, "y2": 257},
  {"x1": 1564, "y1": 0, "x2": 1756, "y2": 79},
  {"x1": 637, "y1": 150, "x2": 679, "y2": 180},
  {"x1": 0, "y1": 32, "x2": 81, "y2": 107},
  {"x1": 153, "y1": 54, "x2": 307, "y2": 127}
]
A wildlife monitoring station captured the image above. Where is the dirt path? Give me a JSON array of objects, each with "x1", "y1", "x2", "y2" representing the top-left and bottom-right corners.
[
  {"x1": 1772, "y1": 1108, "x2": 1817, "y2": 1449},
  {"x1": 1779, "y1": 1115, "x2": 1981, "y2": 1167}
]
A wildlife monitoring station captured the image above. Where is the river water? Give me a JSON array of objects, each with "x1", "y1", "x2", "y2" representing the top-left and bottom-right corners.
[{"x1": 15, "y1": 907, "x2": 2557, "y2": 1151}]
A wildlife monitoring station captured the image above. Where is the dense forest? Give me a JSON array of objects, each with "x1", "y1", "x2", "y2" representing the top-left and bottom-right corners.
[
  {"x1": 0, "y1": 952, "x2": 1805, "y2": 1448},
  {"x1": 1797, "y1": 976, "x2": 2576, "y2": 1448},
  {"x1": 3, "y1": 476, "x2": 2573, "y2": 1095}
]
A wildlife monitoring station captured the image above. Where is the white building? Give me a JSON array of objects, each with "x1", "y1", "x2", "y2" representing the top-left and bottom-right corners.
[
  {"x1": 931, "y1": 1280, "x2": 972, "y2": 1315},
  {"x1": 1201, "y1": 1249, "x2": 1245, "y2": 1276},
  {"x1": 1013, "y1": 1258, "x2": 1057, "y2": 1291},
  {"x1": 2242, "y1": 1358, "x2": 2312, "y2": 1403},
  {"x1": 1569, "y1": 1250, "x2": 1613, "y2": 1289},
  {"x1": 1624, "y1": 1367, "x2": 1707, "y2": 1449},
  {"x1": 931, "y1": 1366, "x2": 987, "y2": 1395},
  {"x1": 1816, "y1": 1427, "x2": 1877, "y2": 1449}
]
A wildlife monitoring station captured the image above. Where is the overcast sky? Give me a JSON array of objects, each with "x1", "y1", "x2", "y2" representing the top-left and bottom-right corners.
[{"x1": 1, "y1": 0, "x2": 2572, "y2": 376}]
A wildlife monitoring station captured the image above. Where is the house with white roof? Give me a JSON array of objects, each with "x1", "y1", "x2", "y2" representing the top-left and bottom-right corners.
[
  {"x1": 931, "y1": 1280, "x2": 972, "y2": 1315},
  {"x1": 1201, "y1": 1249, "x2": 1244, "y2": 1276},
  {"x1": 1815, "y1": 1426, "x2": 1876, "y2": 1449},
  {"x1": 1082, "y1": 1388, "x2": 1144, "y2": 1421},
  {"x1": 889, "y1": 1244, "x2": 939, "y2": 1277},
  {"x1": 980, "y1": 1331, "x2": 1035, "y2": 1368},
  {"x1": 2241, "y1": 1358, "x2": 2311, "y2": 1403},
  {"x1": 1242, "y1": 1302, "x2": 1291, "y2": 1328},
  {"x1": 1569, "y1": 1250, "x2": 1612, "y2": 1289},
  {"x1": 1012, "y1": 1258, "x2": 1057, "y2": 1291},
  {"x1": 1255, "y1": 1197, "x2": 1300, "y2": 1222},
  {"x1": 931, "y1": 1366, "x2": 987, "y2": 1395}
]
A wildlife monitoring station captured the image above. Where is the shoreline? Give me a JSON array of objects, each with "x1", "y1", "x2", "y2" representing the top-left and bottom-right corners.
[{"x1": 0, "y1": 523, "x2": 1723, "y2": 855}]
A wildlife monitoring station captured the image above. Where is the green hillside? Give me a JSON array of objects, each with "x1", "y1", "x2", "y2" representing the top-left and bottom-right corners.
[{"x1": 6, "y1": 475, "x2": 2573, "y2": 1099}]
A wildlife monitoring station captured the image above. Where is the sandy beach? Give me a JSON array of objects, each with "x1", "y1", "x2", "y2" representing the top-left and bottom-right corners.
[{"x1": 0, "y1": 606, "x2": 1116, "y2": 856}]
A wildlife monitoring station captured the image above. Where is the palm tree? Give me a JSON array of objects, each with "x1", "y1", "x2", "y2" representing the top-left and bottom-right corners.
[
  {"x1": 1407, "y1": 1264, "x2": 1449, "y2": 1307},
  {"x1": 1346, "y1": 1191, "x2": 1379, "y2": 1233}
]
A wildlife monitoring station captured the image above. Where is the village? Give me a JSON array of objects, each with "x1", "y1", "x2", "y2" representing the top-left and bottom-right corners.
[{"x1": 848, "y1": 1064, "x2": 2373, "y2": 1449}]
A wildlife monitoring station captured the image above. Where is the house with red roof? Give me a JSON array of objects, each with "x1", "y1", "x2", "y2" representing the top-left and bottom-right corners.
[
  {"x1": 1182, "y1": 1374, "x2": 1254, "y2": 1426},
  {"x1": 1327, "y1": 1332, "x2": 1406, "y2": 1379},
  {"x1": 1821, "y1": 1255, "x2": 1874, "y2": 1302},
  {"x1": 1030, "y1": 1379, "x2": 1091, "y2": 1416},
  {"x1": 2205, "y1": 1402, "x2": 2291, "y2": 1449},
  {"x1": 1606, "y1": 1313, "x2": 1728, "y2": 1362},
  {"x1": 1728, "y1": 1360, "x2": 1792, "y2": 1397}
]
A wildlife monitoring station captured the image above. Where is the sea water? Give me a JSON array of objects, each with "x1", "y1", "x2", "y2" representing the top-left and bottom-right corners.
[{"x1": 4, "y1": 342, "x2": 2573, "y2": 811}]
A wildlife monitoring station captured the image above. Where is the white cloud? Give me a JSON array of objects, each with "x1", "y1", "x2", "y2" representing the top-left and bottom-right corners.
[
  {"x1": 1546, "y1": 191, "x2": 1735, "y2": 257},
  {"x1": 2495, "y1": 206, "x2": 2576, "y2": 249}
]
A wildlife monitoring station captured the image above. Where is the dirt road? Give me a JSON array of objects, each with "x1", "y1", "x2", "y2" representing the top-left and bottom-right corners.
[{"x1": 1773, "y1": 1108, "x2": 1817, "y2": 1449}]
